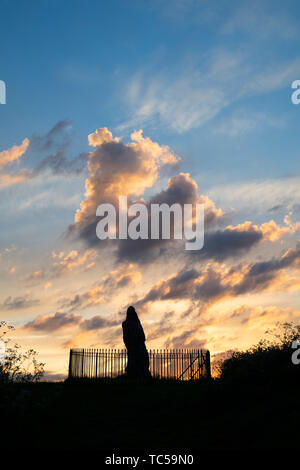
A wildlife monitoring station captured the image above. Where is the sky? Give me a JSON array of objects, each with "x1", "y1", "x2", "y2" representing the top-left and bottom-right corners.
[{"x1": 1, "y1": 0, "x2": 300, "y2": 380}]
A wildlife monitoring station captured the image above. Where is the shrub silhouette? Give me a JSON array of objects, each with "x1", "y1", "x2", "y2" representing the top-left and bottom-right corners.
[
  {"x1": 219, "y1": 322, "x2": 300, "y2": 384},
  {"x1": 0, "y1": 321, "x2": 45, "y2": 384}
]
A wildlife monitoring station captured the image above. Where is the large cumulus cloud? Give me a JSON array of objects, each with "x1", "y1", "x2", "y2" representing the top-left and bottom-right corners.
[
  {"x1": 69, "y1": 129, "x2": 226, "y2": 263},
  {"x1": 69, "y1": 127, "x2": 179, "y2": 246}
]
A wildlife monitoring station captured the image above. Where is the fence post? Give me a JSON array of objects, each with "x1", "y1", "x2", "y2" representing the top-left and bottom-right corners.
[
  {"x1": 68, "y1": 349, "x2": 73, "y2": 379},
  {"x1": 205, "y1": 350, "x2": 211, "y2": 379}
]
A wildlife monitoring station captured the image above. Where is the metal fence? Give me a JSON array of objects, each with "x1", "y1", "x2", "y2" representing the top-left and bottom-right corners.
[{"x1": 68, "y1": 348, "x2": 211, "y2": 380}]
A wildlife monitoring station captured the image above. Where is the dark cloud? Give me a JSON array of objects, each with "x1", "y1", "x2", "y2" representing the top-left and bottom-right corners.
[
  {"x1": 29, "y1": 120, "x2": 88, "y2": 177},
  {"x1": 68, "y1": 128, "x2": 179, "y2": 249},
  {"x1": 33, "y1": 149, "x2": 88, "y2": 176},
  {"x1": 135, "y1": 268, "x2": 200, "y2": 309},
  {"x1": 165, "y1": 329, "x2": 207, "y2": 349},
  {"x1": 234, "y1": 245, "x2": 300, "y2": 295},
  {"x1": 268, "y1": 204, "x2": 285, "y2": 212},
  {"x1": 23, "y1": 311, "x2": 119, "y2": 333},
  {"x1": 2, "y1": 295, "x2": 40, "y2": 310},
  {"x1": 81, "y1": 315, "x2": 119, "y2": 331},
  {"x1": 116, "y1": 173, "x2": 196, "y2": 262},
  {"x1": 147, "y1": 312, "x2": 175, "y2": 341},
  {"x1": 24, "y1": 312, "x2": 81, "y2": 331},
  {"x1": 149, "y1": 172, "x2": 198, "y2": 206},
  {"x1": 30, "y1": 120, "x2": 72, "y2": 153},
  {"x1": 68, "y1": 128, "x2": 225, "y2": 265},
  {"x1": 133, "y1": 245, "x2": 300, "y2": 312},
  {"x1": 195, "y1": 225, "x2": 263, "y2": 261},
  {"x1": 194, "y1": 268, "x2": 228, "y2": 301},
  {"x1": 117, "y1": 173, "x2": 224, "y2": 263}
]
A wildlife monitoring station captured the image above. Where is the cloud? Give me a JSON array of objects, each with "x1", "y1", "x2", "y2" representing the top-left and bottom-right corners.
[
  {"x1": 117, "y1": 172, "x2": 224, "y2": 262},
  {"x1": 0, "y1": 138, "x2": 30, "y2": 188},
  {"x1": 135, "y1": 268, "x2": 200, "y2": 308},
  {"x1": 193, "y1": 217, "x2": 300, "y2": 261},
  {"x1": 197, "y1": 222, "x2": 263, "y2": 261},
  {"x1": 2, "y1": 293, "x2": 39, "y2": 310},
  {"x1": 23, "y1": 311, "x2": 119, "y2": 333},
  {"x1": 227, "y1": 304, "x2": 299, "y2": 328},
  {"x1": 67, "y1": 127, "x2": 297, "y2": 266},
  {"x1": 33, "y1": 149, "x2": 87, "y2": 176},
  {"x1": 222, "y1": 1, "x2": 298, "y2": 39},
  {"x1": 119, "y1": 45, "x2": 300, "y2": 134},
  {"x1": 0, "y1": 138, "x2": 29, "y2": 170},
  {"x1": 214, "y1": 111, "x2": 283, "y2": 137},
  {"x1": 24, "y1": 270, "x2": 46, "y2": 285},
  {"x1": 134, "y1": 245, "x2": 300, "y2": 312},
  {"x1": 69, "y1": 127, "x2": 179, "y2": 246},
  {"x1": 69, "y1": 139, "x2": 224, "y2": 263},
  {"x1": 81, "y1": 315, "x2": 119, "y2": 330},
  {"x1": 51, "y1": 249, "x2": 97, "y2": 276},
  {"x1": 30, "y1": 120, "x2": 88, "y2": 177},
  {"x1": 230, "y1": 245, "x2": 300, "y2": 296},
  {"x1": 60, "y1": 263, "x2": 141, "y2": 311},
  {"x1": 119, "y1": 68, "x2": 227, "y2": 133},
  {"x1": 243, "y1": 245, "x2": 300, "y2": 279},
  {"x1": 152, "y1": 0, "x2": 298, "y2": 42},
  {"x1": 165, "y1": 329, "x2": 207, "y2": 349},
  {"x1": 207, "y1": 177, "x2": 300, "y2": 215},
  {"x1": 29, "y1": 120, "x2": 72, "y2": 153},
  {"x1": 239, "y1": 58, "x2": 300, "y2": 96},
  {"x1": 0, "y1": 121, "x2": 88, "y2": 190},
  {"x1": 260, "y1": 215, "x2": 300, "y2": 241},
  {"x1": 23, "y1": 311, "x2": 81, "y2": 331},
  {"x1": 0, "y1": 170, "x2": 30, "y2": 188},
  {"x1": 23, "y1": 249, "x2": 97, "y2": 286}
]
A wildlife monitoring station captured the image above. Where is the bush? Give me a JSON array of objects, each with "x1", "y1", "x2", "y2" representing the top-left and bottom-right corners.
[
  {"x1": 219, "y1": 322, "x2": 300, "y2": 384},
  {"x1": 0, "y1": 321, "x2": 45, "y2": 384}
]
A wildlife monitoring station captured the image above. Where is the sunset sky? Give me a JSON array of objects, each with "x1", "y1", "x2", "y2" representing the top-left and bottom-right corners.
[{"x1": 1, "y1": 0, "x2": 300, "y2": 379}]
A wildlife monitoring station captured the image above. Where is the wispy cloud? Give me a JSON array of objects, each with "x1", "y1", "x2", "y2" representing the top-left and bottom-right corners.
[
  {"x1": 0, "y1": 121, "x2": 88, "y2": 190},
  {"x1": 118, "y1": 51, "x2": 300, "y2": 134},
  {"x1": 207, "y1": 177, "x2": 300, "y2": 214},
  {"x1": 214, "y1": 111, "x2": 284, "y2": 137},
  {"x1": 2, "y1": 293, "x2": 40, "y2": 310}
]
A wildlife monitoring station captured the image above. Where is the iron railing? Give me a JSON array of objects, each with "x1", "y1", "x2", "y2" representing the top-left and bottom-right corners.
[{"x1": 68, "y1": 348, "x2": 211, "y2": 380}]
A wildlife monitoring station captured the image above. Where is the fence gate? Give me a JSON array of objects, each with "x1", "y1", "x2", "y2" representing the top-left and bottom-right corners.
[{"x1": 68, "y1": 348, "x2": 211, "y2": 380}]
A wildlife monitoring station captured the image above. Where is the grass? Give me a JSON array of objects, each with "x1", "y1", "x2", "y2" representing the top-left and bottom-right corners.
[
  {"x1": 1, "y1": 375, "x2": 300, "y2": 450},
  {"x1": 2, "y1": 322, "x2": 300, "y2": 451}
]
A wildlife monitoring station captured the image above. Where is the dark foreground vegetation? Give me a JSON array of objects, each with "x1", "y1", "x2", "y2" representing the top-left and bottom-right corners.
[{"x1": 1, "y1": 322, "x2": 300, "y2": 450}]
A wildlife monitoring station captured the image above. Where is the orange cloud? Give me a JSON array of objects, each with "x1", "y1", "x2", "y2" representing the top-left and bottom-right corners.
[
  {"x1": 0, "y1": 138, "x2": 29, "y2": 170},
  {"x1": 0, "y1": 169, "x2": 30, "y2": 188},
  {"x1": 260, "y1": 214, "x2": 300, "y2": 241},
  {"x1": 60, "y1": 263, "x2": 142, "y2": 311},
  {"x1": 52, "y1": 249, "x2": 97, "y2": 274}
]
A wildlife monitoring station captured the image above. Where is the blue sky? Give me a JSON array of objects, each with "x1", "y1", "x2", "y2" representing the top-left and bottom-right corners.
[
  {"x1": 1, "y1": 0, "x2": 300, "y2": 183},
  {"x1": 1, "y1": 0, "x2": 300, "y2": 378}
]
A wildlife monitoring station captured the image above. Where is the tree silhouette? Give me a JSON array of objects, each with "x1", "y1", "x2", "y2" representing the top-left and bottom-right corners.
[{"x1": 0, "y1": 321, "x2": 45, "y2": 383}]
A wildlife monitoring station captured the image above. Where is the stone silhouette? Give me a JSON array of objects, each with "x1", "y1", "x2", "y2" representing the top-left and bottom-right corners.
[{"x1": 122, "y1": 306, "x2": 151, "y2": 378}]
